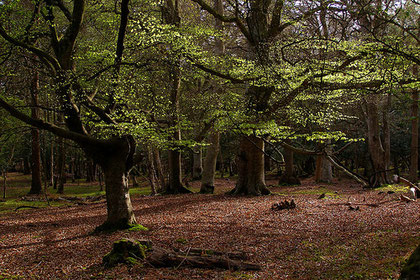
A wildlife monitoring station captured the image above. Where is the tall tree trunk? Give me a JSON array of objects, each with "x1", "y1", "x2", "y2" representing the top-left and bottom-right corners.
[
  {"x1": 200, "y1": 129, "x2": 220, "y2": 193},
  {"x1": 364, "y1": 97, "x2": 388, "y2": 186},
  {"x1": 279, "y1": 141, "x2": 300, "y2": 185},
  {"x1": 162, "y1": 0, "x2": 190, "y2": 194},
  {"x1": 229, "y1": 135, "x2": 270, "y2": 195},
  {"x1": 28, "y1": 71, "x2": 42, "y2": 194},
  {"x1": 410, "y1": 64, "x2": 419, "y2": 183}
]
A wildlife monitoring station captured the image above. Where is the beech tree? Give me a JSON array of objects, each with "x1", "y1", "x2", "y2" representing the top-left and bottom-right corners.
[{"x1": 0, "y1": 0, "x2": 140, "y2": 230}]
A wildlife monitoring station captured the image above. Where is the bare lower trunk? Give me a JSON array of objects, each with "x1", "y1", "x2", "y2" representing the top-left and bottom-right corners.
[
  {"x1": 410, "y1": 68, "x2": 419, "y2": 183},
  {"x1": 2, "y1": 170, "x2": 6, "y2": 199},
  {"x1": 279, "y1": 141, "x2": 300, "y2": 185},
  {"x1": 28, "y1": 71, "x2": 42, "y2": 195},
  {"x1": 229, "y1": 135, "x2": 270, "y2": 195},
  {"x1": 102, "y1": 163, "x2": 136, "y2": 228},
  {"x1": 192, "y1": 145, "x2": 203, "y2": 180},
  {"x1": 364, "y1": 98, "x2": 388, "y2": 186},
  {"x1": 200, "y1": 129, "x2": 220, "y2": 194},
  {"x1": 57, "y1": 136, "x2": 65, "y2": 194},
  {"x1": 147, "y1": 146, "x2": 159, "y2": 195},
  {"x1": 153, "y1": 148, "x2": 166, "y2": 188},
  {"x1": 166, "y1": 146, "x2": 190, "y2": 194},
  {"x1": 315, "y1": 142, "x2": 332, "y2": 183}
]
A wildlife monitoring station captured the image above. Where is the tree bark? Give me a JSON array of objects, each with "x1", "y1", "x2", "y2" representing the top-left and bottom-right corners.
[
  {"x1": 200, "y1": 129, "x2": 219, "y2": 193},
  {"x1": 229, "y1": 135, "x2": 270, "y2": 195},
  {"x1": 56, "y1": 113, "x2": 66, "y2": 194},
  {"x1": 279, "y1": 141, "x2": 300, "y2": 185},
  {"x1": 409, "y1": 65, "x2": 419, "y2": 183},
  {"x1": 146, "y1": 146, "x2": 159, "y2": 195},
  {"x1": 162, "y1": 0, "x2": 191, "y2": 194},
  {"x1": 364, "y1": 97, "x2": 389, "y2": 186},
  {"x1": 94, "y1": 138, "x2": 137, "y2": 230},
  {"x1": 28, "y1": 71, "x2": 42, "y2": 194},
  {"x1": 192, "y1": 145, "x2": 203, "y2": 180}
]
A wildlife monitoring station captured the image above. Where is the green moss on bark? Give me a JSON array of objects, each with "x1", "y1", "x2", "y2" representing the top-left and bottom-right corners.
[{"x1": 103, "y1": 239, "x2": 149, "y2": 268}]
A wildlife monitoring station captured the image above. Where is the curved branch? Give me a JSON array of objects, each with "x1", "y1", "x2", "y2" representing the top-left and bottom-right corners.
[
  {"x1": 0, "y1": 25, "x2": 60, "y2": 71},
  {"x1": 0, "y1": 96, "x2": 104, "y2": 147}
]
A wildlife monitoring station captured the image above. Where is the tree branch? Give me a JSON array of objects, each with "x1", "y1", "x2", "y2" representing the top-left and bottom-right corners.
[{"x1": 0, "y1": 96, "x2": 104, "y2": 147}]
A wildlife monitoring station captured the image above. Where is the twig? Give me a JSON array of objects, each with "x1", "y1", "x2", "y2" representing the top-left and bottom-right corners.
[{"x1": 175, "y1": 246, "x2": 191, "y2": 270}]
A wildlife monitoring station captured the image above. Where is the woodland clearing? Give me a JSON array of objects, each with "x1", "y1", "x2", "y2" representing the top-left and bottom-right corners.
[{"x1": 0, "y1": 174, "x2": 419, "y2": 280}]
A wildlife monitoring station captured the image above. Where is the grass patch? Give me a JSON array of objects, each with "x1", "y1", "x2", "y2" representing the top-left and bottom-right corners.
[
  {"x1": 127, "y1": 224, "x2": 149, "y2": 232},
  {"x1": 298, "y1": 232, "x2": 418, "y2": 279},
  {"x1": 376, "y1": 184, "x2": 409, "y2": 193},
  {"x1": 275, "y1": 187, "x2": 340, "y2": 199}
]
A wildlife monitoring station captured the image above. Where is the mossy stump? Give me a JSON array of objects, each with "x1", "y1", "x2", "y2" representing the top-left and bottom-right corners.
[
  {"x1": 400, "y1": 244, "x2": 420, "y2": 280},
  {"x1": 103, "y1": 239, "x2": 151, "y2": 268}
]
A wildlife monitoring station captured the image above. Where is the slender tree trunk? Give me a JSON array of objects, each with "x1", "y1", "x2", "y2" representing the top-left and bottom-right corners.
[
  {"x1": 200, "y1": 129, "x2": 220, "y2": 193},
  {"x1": 57, "y1": 112, "x2": 66, "y2": 194},
  {"x1": 192, "y1": 145, "x2": 203, "y2": 180},
  {"x1": 28, "y1": 71, "x2": 42, "y2": 194},
  {"x1": 410, "y1": 65, "x2": 419, "y2": 183},
  {"x1": 23, "y1": 157, "x2": 30, "y2": 175},
  {"x1": 147, "y1": 146, "x2": 158, "y2": 195},
  {"x1": 2, "y1": 170, "x2": 6, "y2": 199},
  {"x1": 383, "y1": 93, "x2": 391, "y2": 174},
  {"x1": 153, "y1": 148, "x2": 166, "y2": 189},
  {"x1": 229, "y1": 135, "x2": 270, "y2": 195}
]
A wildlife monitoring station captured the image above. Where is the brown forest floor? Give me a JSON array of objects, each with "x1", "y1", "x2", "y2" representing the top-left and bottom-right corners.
[{"x1": 0, "y1": 176, "x2": 419, "y2": 279}]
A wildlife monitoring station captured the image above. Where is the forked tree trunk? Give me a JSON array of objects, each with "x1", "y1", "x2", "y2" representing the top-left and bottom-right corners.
[
  {"x1": 200, "y1": 129, "x2": 219, "y2": 193},
  {"x1": 229, "y1": 135, "x2": 270, "y2": 195}
]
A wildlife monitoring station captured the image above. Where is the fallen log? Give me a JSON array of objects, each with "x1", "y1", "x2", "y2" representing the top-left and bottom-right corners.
[
  {"x1": 173, "y1": 248, "x2": 249, "y2": 260},
  {"x1": 393, "y1": 175, "x2": 420, "y2": 199},
  {"x1": 148, "y1": 246, "x2": 260, "y2": 270},
  {"x1": 103, "y1": 239, "x2": 261, "y2": 271}
]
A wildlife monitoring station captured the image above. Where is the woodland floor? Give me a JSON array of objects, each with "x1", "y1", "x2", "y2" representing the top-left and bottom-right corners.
[{"x1": 0, "y1": 174, "x2": 419, "y2": 279}]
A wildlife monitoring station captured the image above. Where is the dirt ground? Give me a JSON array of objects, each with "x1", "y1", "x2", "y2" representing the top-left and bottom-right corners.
[{"x1": 0, "y1": 177, "x2": 419, "y2": 279}]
